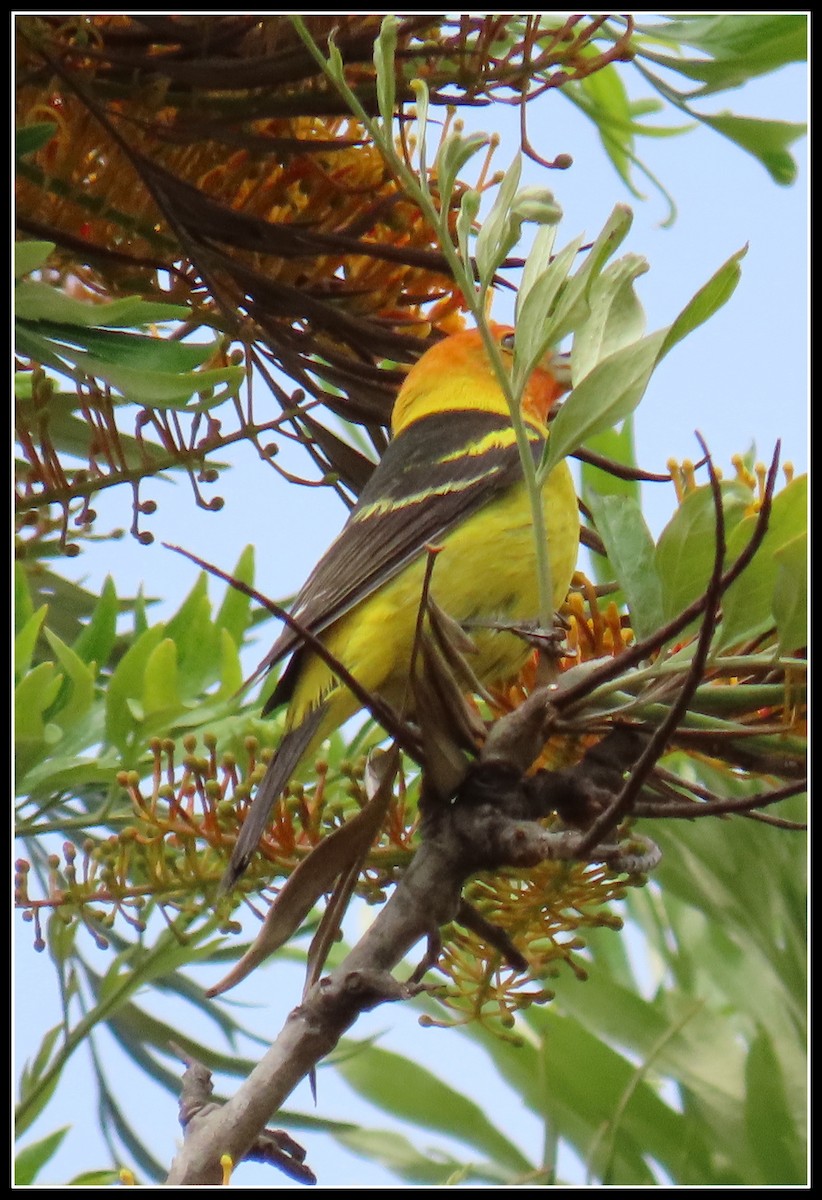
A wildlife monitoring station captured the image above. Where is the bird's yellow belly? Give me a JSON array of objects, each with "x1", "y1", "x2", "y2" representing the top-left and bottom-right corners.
[{"x1": 287, "y1": 460, "x2": 578, "y2": 732}]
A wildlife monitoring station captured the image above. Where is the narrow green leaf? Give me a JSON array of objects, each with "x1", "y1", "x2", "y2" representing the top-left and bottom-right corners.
[
  {"x1": 587, "y1": 492, "x2": 665, "y2": 641},
  {"x1": 14, "y1": 240, "x2": 55, "y2": 279},
  {"x1": 214, "y1": 628, "x2": 244, "y2": 700},
  {"x1": 14, "y1": 281, "x2": 190, "y2": 327},
  {"x1": 475, "y1": 154, "x2": 522, "y2": 285},
  {"x1": 647, "y1": 13, "x2": 806, "y2": 64},
  {"x1": 516, "y1": 221, "x2": 559, "y2": 314},
  {"x1": 165, "y1": 578, "x2": 221, "y2": 694},
  {"x1": 654, "y1": 481, "x2": 751, "y2": 624},
  {"x1": 580, "y1": 420, "x2": 640, "y2": 504},
  {"x1": 374, "y1": 15, "x2": 398, "y2": 128},
  {"x1": 334, "y1": 1127, "x2": 496, "y2": 1186},
  {"x1": 15, "y1": 662, "x2": 63, "y2": 743},
  {"x1": 638, "y1": 15, "x2": 807, "y2": 95},
  {"x1": 541, "y1": 204, "x2": 635, "y2": 354},
  {"x1": 698, "y1": 114, "x2": 806, "y2": 186},
  {"x1": 17, "y1": 1023, "x2": 63, "y2": 1102},
  {"x1": 14, "y1": 563, "x2": 34, "y2": 635},
  {"x1": 513, "y1": 234, "x2": 583, "y2": 393},
  {"x1": 410, "y1": 77, "x2": 430, "y2": 182},
  {"x1": 773, "y1": 531, "x2": 808, "y2": 653},
  {"x1": 42, "y1": 628, "x2": 96, "y2": 725},
  {"x1": 744, "y1": 1027, "x2": 806, "y2": 1184},
  {"x1": 72, "y1": 576, "x2": 118, "y2": 666},
  {"x1": 141, "y1": 638, "x2": 181, "y2": 716},
  {"x1": 14, "y1": 1026, "x2": 64, "y2": 1138},
  {"x1": 660, "y1": 245, "x2": 747, "y2": 361},
  {"x1": 215, "y1": 545, "x2": 255, "y2": 643},
  {"x1": 15, "y1": 121, "x2": 58, "y2": 159},
  {"x1": 456, "y1": 188, "x2": 481, "y2": 266},
  {"x1": 14, "y1": 1126, "x2": 70, "y2": 1184},
  {"x1": 105, "y1": 624, "x2": 166, "y2": 753},
  {"x1": 571, "y1": 253, "x2": 649, "y2": 385},
  {"x1": 27, "y1": 318, "x2": 217, "y2": 372},
  {"x1": 719, "y1": 474, "x2": 808, "y2": 650},
  {"x1": 15, "y1": 605, "x2": 48, "y2": 681},
  {"x1": 69, "y1": 1170, "x2": 121, "y2": 1186},
  {"x1": 576, "y1": 62, "x2": 637, "y2": 189},
  {"x1": 336, "y1": 1040, "x2": 533, "y2": 1174},
  {"x1": 543, "y1": 328, "x2": 667, "y2": 475},
  {"x1": 436, "y1": 131, "x2": 489, "y2": 208}
]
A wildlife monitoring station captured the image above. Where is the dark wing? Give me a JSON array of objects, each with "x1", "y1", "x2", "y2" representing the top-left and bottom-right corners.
[{"x1": 259, "y1": 409, "x2": 543, "y2": 711}]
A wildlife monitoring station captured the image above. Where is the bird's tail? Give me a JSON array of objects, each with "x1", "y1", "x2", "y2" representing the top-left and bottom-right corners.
[{"x1": 220, "y1": 705, "x2": 328, "y2": 892}]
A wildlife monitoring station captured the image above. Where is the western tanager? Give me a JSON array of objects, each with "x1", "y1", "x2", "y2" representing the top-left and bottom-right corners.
[{"x1": 223, "y1": 323, "x2": 579, "y2": 890}]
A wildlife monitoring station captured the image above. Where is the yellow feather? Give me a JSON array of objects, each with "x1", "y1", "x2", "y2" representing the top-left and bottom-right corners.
[{"x1": 223, "y1": 323, "x2": 579, "y2": 889}]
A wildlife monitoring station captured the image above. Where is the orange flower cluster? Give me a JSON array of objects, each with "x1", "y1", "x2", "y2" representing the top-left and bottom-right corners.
[{"x1": 15, "y1": 14, "x2": 463, "y2": 333}]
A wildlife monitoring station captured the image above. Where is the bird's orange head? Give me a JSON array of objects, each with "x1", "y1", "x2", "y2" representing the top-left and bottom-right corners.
[{"x1": 390, "y1": 323, "x2": 571, "y2": 437}]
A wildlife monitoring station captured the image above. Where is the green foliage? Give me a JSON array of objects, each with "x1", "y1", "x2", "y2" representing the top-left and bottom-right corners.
[
  {"x1": 15, "y1": 267, "x2": 244, "y2": 410},
  {"x1": 15, "y1": 1126, "x2": 70, "y2": 1185},
  {"x1": 330, "y1": 792, "x2": 806, "y2": 1186},
  {"x1": 14, "y1": 548, "x2": 255, "y2": 802},
  {"x1": 561, "y1": 13, "x2": 807, "y2": 222}
]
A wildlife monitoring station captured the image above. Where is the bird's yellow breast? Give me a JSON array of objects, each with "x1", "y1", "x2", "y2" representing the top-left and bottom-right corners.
[{"x1": 286, "y1": 459, "x2": 578, "y2": 736}]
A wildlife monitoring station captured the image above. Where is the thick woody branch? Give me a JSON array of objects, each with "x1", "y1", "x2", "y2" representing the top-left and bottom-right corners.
[{"x1": 166, "y1": 712, "x2": 656, "y2": 1184}]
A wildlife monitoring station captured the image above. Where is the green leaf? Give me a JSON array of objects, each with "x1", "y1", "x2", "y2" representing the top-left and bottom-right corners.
[
  {"x1": 575, "y1": 63, "x2": 638, "y2": 193},
  {"x1": 773, "y1": 531, "x2": 808, "y2": 653},
  {"x1": 647, "y1": 14, "x2": 806, "y2": 64},
  {"x1": 72, "y1": 576, "x2": 119, "y2": 666},
  {"x1": 548, "y1": 244, "x2": 747, "y2": 504},
  {"x1": 543, "y1": 204, "x2": 634, "y2": 353},
  {"x1": 718, "y1": 474, "x2": 808, "y2": 650},
  {"x1": 105, "y1": 624, "x2": 166, "y2": 753},
  {"x1": 637, "y1": 15, "x2": 807, "y2": 95},
  {"x1": 165, "y1": 574, "x2": 221, "y2": 694},
  {"x1": 580, "y1": 420, "x2": 640, "y2": 505},
  {"x1": 435, "y1": 131, "x2": 490, "y2": 209},
  {"x1": 654, "y1": 481, "x2": 752, "y2": 624},
  {"x1": 214, "y1": 545, "x2": 255, "y2": 644},
  {"x1": 15, "y1": 661, "x2": 63, "y2": 744},
  {"x1": 456, "y1": 188, "x2": 481, "y2": 266},
  {"x1": 475, "y1": 154, "x2": 522, "y2": 285},
  {"x1": 14, "y1": 563, "x2": 34, "y2": 635},
  {"x1": 697, "y1": 114, "x2": 806, "y2": 187},
  {"x1": 571, "y1": 252, "x2": 649, "y2": 385},
  {"x1": 15, "y1": 605, "x2": 48, "y2": 681},
  {"x1": 15, "y1": 120, "x2": 58, "y2": 159},
  {"x1": 587, "y1": 492, "x2": 665, "y2": 641},
  {"x1": 334, "y1": 1127, "x2": 499, "y2": 1186},
  {"x1": 544, "y1": 328, "x2": 668, "y2": 476},
  {"x1": 15, "y1": 240, "x2": 55, "y2": 279},
  {"x1": 744, "y1": 1027, "x2": 806, "y2": 1183},
  {"x1": 15, "y1": 281, "x2": 190, "y2": 328},
  {"x1": 69, "y1": 1170, "x2": 122, "y2": 1186},
  {"x1": 15, "y1": 1024, "x2": 64, "y2": 1138},
  {"x1": 214, "y1": 628, "x2": 244, "y2": 701},
  {"x1": 660, "y1": 245, "x2": 747, "y2": 361},
  {"x1": 410, "y1": 77, "x2": 430, "y2": 182},
  {"x1": 373, "y1": 15, "x2": 398, "y2": 128},
  {"x1": 336, "y1": 1040, "x2": 533, "y2": 1175},
  {"x1": 26, "y1": 317, "x2": 219, "y2": 371},
  {"x1": 513, "y1": 232, "x2": 583, "y2": 392},
  {"x1": 141, "y1": 638, "x2": 181, "y2": 717},
  {"x1": 14, "y1": 1126, "x2": 70, "y2": 1185},
  {"x1": 42, "y1": 628, "x2": 96, "y2": 726}
]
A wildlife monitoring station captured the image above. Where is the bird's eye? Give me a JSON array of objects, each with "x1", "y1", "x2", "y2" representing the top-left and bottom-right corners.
[{"x1": 500, "y1": 332, "x2": 516, "y2": 352}]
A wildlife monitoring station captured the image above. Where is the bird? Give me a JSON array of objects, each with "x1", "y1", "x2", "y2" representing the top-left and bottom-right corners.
[{"x1": 221, "y1": 323, "x2": 580, "y2": 893}]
